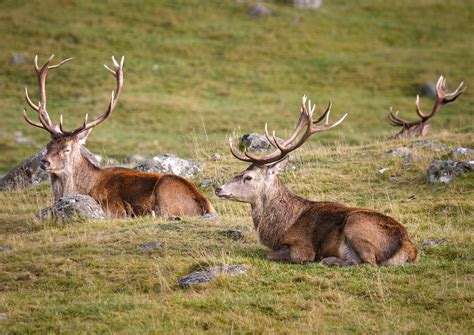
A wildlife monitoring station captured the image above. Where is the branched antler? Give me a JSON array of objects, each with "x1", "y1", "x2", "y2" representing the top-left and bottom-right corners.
[{"x1": 230, "y1": 95, "x2": 348, "y2": 165}]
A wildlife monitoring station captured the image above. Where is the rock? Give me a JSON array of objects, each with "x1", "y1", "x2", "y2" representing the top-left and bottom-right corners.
[
  {"x1": 37, "y1": 195, "x2": 106, "y2": 222},
  {"x1": 292, "y1": 0, "x2": 322, "y2": 9},
  {"x1": 387, "y1": 147, "x2": 415, "y2": 165},
  {"x1": 239, "y1": 133, "x2": 272, "y2": 152},
  {"x1": 10, "y1": 53, "x2": 27, "y2": 65},
  {"x1": 0, "y1": 147, "x2": 99, "y2": 191},
  {"x1": 427, "y1": 160, "x2": 473, "y2": 184},
  {"x1": 247, "y1": 3, "x2": 272, "y2": 16},
  {"x1": 218, "y1": 229, "x2": 243, "y2": 240},
  {"x1": 134, "y1": 154, "x2": 203, "y2": 179},
  {"x1": 417, "y1": 239, "x2": 447, "y2": 248},
  {"x1": 129, "y1": 153, "x2": 145, "y2": 163},
  {"x1": 409, "y1": 140, "x2": 449, "y2": 152},
  {"x1": 451, "y1": 147, "x2": 473, "y2": 158},
  {"x1": 15, "y1": 136, "x2": 32, "y2": 144},
  {"x1": 378, "y1": 167, "x2": 389, "y2": 174},
  {"x1": 177, "y1": 264, "x2": 248, "y2": 288},
  {"x1": 211, "y1": 153, "x2": 222, "y2": 160},
  {"x1": 202, "y1": 212, "x2": 219, "y2": 221},
  {"x1": 416, "y1": 82, "x2": 436, "y2": 99},
  {"x1": 168, "y1": 216, "x2": 182, "y2": 221},
  {"x1": 0, "y1": 246, "x2": 13, "y2": 251},
  {"x1": 0, "y1": 313, "x2": 7, "y2": 321},
  {"x1": 201, "y1": 178, "x2": 214, "y2": 188},
  {"x1": 140, "y1": 241, "x2": 163, "y2": 251}
]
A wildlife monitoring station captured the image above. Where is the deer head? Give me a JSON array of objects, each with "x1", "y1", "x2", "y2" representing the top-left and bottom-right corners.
[
  {"x1": 387, "y1": 76, "x2": 465, "y2": 140},
  {"x1": 22, "y1": 55, "x2": 124, "y2": 174},
  {"x1": 215, "y1": 95, "x2": 347, "y2": 203}
]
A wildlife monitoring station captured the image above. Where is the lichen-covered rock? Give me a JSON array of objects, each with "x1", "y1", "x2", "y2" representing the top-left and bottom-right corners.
[
  {"x1": 247, "y1": 3, "x2": 272, "y2": 16},
  {"x1": 409, "y1": 140, "x2": 449, "y2": 152},
  {"x1": 427, "y1": 160, "x2": 473, "y2": 184},
  {"x1": 387, "y1": 147, "x2": 416, "y2": 165},
  {"x1": 239, "y1": 133, "x2": 272, "y2": 152},
  {"x1": 451, "y1": 147, "x2": 473, "y2": 158},
  {"x1": 177, "y1": 264, "x2": 248, "y2": 288},
  {"x1": 134, "y1": 154, "x2": 203, "y2": 179},
  {"x1": 37, "y1": 195, "x2": 106, "y2": 222},
  {"x1": 292, "y1": 0, "x2": 322, "y2": 9},
  {"x1": 0, "y1": 147, "x2": 99, "y2": 191}
]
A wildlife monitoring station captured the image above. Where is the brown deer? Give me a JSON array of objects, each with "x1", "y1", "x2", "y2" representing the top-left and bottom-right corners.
[
  {"x1": 387, "y1": 76, "x2": 465, "y2": 140},
  {"x1": 22, "y1": 55, "x2": 215, "y2": 218},
  {"x1": 215, "y1": 96, "x2": 418, "y2": 266}
]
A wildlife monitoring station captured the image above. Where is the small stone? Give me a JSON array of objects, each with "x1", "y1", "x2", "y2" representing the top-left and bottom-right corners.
[
  {"x1": 378, "y1": 167, "x2": 389, "y2": 174},
  {"x1": 387, "y1": 147, "x2": 415, "y2": 166},
  {"x1": 211, "y1": 153, "x2": 222, "y2": 160},
  {"x1": 37, "y1": 195, "x2": 106, "y2": 222},
  {"x1": 0, "y1": 246, "x2": 13, "y2": 251},
  {"x1": 10, "y1": 53, "x2": 27, "y2": 65},
  {"x1": 202, "y1": 212, "x2": 219, "y2": 221},
  {"x1": 177, "y1": 264, "x2": 248, "y2": 288},
  {"x1": 427, "y1": 160, "x2": 472, "y2": 184},
  {"x1": 201, "y1": 178, "x2": 213, "y2": 188},
  {"x1": 451, "y1": 147, "x2": 473, "y2": 158},
  {"x1": 0, "y1": 313, "x2": 7, "y2": 321},
  {"x1": 218, "y1": 229, "x2": 243, "y2": 240},
  {"x1": 140, "y1": 241, "x2": 163, "y2": 251},
  {"x1": 292, "y1": 0, "x2": 322, "y2": 9},
  {"x1": 168, "y1": 216, "x2": 182, "y2": 221},
  {"x1": 417, "y1": 239, "x2": 447, "y2": 248},
  {"x1": 15, "y1": 137, "x2": 32, "y2": 144},
  {"x1": 247, "y1": 3, "x2": 272, "y2": 16}
]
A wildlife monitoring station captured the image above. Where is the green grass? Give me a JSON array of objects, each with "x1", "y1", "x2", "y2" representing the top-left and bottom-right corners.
[{"x1": 0, "y1": 0, "x2": 473, "y2": 333}]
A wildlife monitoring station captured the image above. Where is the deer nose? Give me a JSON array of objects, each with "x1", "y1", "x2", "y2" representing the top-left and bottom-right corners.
[
  {"x1": 214, "y1": 187, "x2": 222, "y2": 196},
  {"x1": 40, "y1": 159, "x2": 50, "y2": 170}
]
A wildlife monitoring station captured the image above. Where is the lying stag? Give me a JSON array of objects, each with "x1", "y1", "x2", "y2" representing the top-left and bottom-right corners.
[
  {"x1": 22, "y1": 55, "x2": 215, "y2": 218},
  {"x1": 216, "y1": 96, "x2": 418, "y2": 266},
  {"x1": 388, "y1": 76, "x2": 465, "y2": 139}
]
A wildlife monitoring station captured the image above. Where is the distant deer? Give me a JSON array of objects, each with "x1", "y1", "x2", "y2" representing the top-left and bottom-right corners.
[
  {"x1": 22, "y1": 55, "x2": 215, "y2": 218},
  {"x1": 387, "y1": 76, "x2": 465, "y2": 140},
  {"x1": 215, "y1": 96, "x2": 418, "y2": 266}
]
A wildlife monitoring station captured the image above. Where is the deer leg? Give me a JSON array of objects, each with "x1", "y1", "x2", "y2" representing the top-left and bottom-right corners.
[
  {"x1": 267, "y1": 246, "x2": 291, "y2": 262},
  {"x1": 289, "y1": 245, "x2": 316, "y2": 264}
]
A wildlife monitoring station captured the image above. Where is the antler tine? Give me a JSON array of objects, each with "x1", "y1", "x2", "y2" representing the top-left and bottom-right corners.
[
  {"x1": 229, "y1": 138, "x2": 253, "y2": 162},
  {"x1": 22, "y1": 108, "x2": 46, "y2": 130},
  {"x1": 387, "y1": 108, "x2": 406, "y2": 127}
]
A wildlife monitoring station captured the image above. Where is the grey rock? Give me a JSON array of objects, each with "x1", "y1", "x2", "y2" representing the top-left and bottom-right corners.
[
  {"x1": 10, "y1": 53, "x2": 27, "y2": 65},
  {"x1": 239, "y1": 133, "x2": 272, "y2": 152},
  {"x1": 211, "y1": 153, "x2": 222, "y2": 160},
  {"x1": 427, "y1": 160, "x2": 473, "y2": 184},
  {"x1": 0, "y1": 146, "x2": 99, "y2": 191},
  {"x1": 0, "y1": 246, "x2": 13, "y2": 251},
  {"x1": 140, "y1": 241, "x2": 163, "y2": 251},
  {"x1": 387, "y1": 147, "x2": 415, "y2": 165},
  {"x1": 451, "y1": 147, "x2": 473, "y2": 158},
  {"x1": 177, "y1": 264, "x2": 248, "y2": 288},
  {"x1": 416, "y1": 82, "x2": 436, "y2": 99},
  {"x1": 247, "y1": 3, "x2": 272, "y2": 16},
  {"x1": 15, "y1": 137, "x2": 32, "y2": 144},
  {"x1": 134, "y1": 154, "x2": 203, "y2": 179},
  {"x1": 129, "y1": 153, "x2": 145, "y2": 163},
  {"x1": 167, "y1": 216, "x2": 182, "y2": 221},
  {"x1": 292, "y1": 0, "x2": 322, "y2": 9},
  {"x1": 37, "y1": 195, "x2": 106, "y2": 222},
  {"x1": 218, "y1": 229, "x2": 243, "y2": 240},
  {"x1": 201, "y1": 178, "x2": 214, "y2": 188},
  {"x1": 409, "y1": 140, "x2": 449, "y2": 152},
  {"x1": 378, "y1": 167, "x2": 390, "y2": 174},
  {"x1": 202, "y1": 212, "x2": 219, "y2": 221},
  {"x1": 0, "y1": 313, "x2": 6, "y2": 321},
  {"x1": 417, "y1": 239, "x2": 447, "y2": 248}
]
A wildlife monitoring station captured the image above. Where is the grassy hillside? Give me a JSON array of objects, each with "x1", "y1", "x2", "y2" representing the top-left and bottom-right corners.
[{"x1": 0, "y1": 0, "x2": 473, "y2": 333}]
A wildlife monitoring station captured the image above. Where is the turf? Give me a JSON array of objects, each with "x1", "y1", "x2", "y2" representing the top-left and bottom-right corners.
[{"x1": 0, "y1": 0, "x2": 472, "y2": 333}]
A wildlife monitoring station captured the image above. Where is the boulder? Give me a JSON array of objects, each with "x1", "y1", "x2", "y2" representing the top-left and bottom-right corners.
[
  {"x1": 292, "y1": 0, "x2": 322, "y2": 9},
  {"x1": 177, "y1": 264, "x2": 248, "y2": 288},
  {"x1": 37, "y1": 195, "x2": 106, "y2": 222},
  {"x1": 134, "y1": 154, "x2": 203, "y2": 179},
  {"x1": 247, "y1": 3, "x2": 272, "y2": 16},
  {"x1": 427, "y1": 160, "x2": 473, "y2": 184},
  {"x1": 239, "y1": 133, "x2": 272, "y2": 152},
  {"x1": 0, "y1": 147, "x2": 99, "y2": 191}
]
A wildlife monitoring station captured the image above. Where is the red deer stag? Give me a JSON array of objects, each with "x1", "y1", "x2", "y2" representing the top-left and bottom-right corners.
[
  {"x1": 215, "y1": 96, "x2": 418, "y2": 266},
  {"x1": 22, "y1": 55, "x2": 215, "y2": 218},
  {"x1": 387, "y1": 76, "x2": 465, "y2": 139}
]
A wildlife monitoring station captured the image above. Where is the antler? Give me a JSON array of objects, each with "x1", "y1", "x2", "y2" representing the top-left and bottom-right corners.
[
  {"x1": 59, "y1": 56, "x2": 125, "y2": 136},
  {"x1": 230, "y1": 95, "x2": 348, "y2": 165},
  {"x1": 388, "y1": 76, "x2": 466, "y2": 129},
  {"x1": 23, "y1": 55, "x2": 72, "y2": 136}
]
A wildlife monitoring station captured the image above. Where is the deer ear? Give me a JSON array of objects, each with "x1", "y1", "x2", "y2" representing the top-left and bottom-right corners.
[
  {"x1": 77, "y1": 129, "x2": 93, "y2": 145},
  {"x1": 267, "y1": 157, "x2": 289, "y2": 175}
]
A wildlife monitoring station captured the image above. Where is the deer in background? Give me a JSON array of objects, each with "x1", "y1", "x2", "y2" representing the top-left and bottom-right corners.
[
  {"x1": 215, "y1": 96, "x2": 418, "y2": 266},
  {"x1": 22, "y1": 55, "x2": 215, "y2": 218},
  {"x1": 387, "y1": 76, "x2": 466, "y2": 139}
]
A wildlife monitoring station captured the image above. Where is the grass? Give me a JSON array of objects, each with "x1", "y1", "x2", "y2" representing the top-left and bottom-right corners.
[{"x1": 0, "y1": 0, "x2": 473, "y2": 333}]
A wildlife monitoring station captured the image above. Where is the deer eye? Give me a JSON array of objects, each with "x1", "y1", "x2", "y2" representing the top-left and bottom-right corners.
[
  {"x1": 244, "y1": 176, "x2": 252, "y2": 182},
  {"x1": 64, "y1": 149, "x2": 71, "y2": 153}
]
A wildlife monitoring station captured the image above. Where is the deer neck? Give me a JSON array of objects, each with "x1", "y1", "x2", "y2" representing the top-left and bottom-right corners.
[
  {"x1": 50, "y1": 149, "x2": 100, "y2": 201},
  {"x1": 251, "y1": 178, "x2": 306, "y2": 249}
]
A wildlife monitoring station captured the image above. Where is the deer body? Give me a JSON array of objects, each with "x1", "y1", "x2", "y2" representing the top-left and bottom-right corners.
[
  {"x1": 216, "y1": 95, "x2": 418, "y2": 266},
  {"x1": 22, "y1": 55, "x2": 214, "y2": 218}
]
